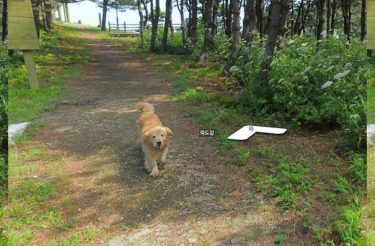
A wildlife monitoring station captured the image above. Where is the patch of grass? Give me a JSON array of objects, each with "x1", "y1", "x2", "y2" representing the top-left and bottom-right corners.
[
  {"x1": 274, "y1": 232, "x2": 287, "y2": 245},
  {"x1": 176, "y1": 86, "x2": 208, "y2": 102},
  {"x1": 8, "y1": 24, "x2": 90, "y2": 124}
]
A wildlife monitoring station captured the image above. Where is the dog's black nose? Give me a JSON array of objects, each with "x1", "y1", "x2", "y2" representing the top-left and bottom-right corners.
[{"x1": 157, "y1": 141, "x2": 161, "y2": 146}]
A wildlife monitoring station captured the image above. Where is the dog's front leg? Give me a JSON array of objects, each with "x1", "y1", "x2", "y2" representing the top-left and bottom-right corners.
[
  {"x1": 160, "y1": 146, "x2": 169, "y2": 165},
  {"x1": 148, "y1": 157, "x2": 159, "y2": 176}
]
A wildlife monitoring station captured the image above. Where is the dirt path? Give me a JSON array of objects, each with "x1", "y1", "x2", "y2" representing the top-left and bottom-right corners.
[{"x1": 33, "y1": 29, "x2": 314, "y2": 245}]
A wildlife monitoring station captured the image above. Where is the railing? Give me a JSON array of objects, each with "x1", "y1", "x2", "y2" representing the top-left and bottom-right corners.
[{"x1": 107, "y1": 22, "x2": 183, "y2": 36}]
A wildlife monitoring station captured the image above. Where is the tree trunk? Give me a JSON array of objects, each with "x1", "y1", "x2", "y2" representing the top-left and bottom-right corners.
[
  {"x1": 330, "y1": 0, "x2": 336, "y2": 34},
  {"x1": 224, "y1": 0, "x2": 232, "y2": 36},
  {"x1": 293, "y1": 0, "x2": 302, "y2": 35},
  {"x1": 360, "y1": 0, "x2": 366, "y2": 41},
  {"x1": 256, "y1": 0, "x2": 264, "y2": 37},
  {"x1": 1, "y1": 0, "x2": 7, "y2": 41},
  {"x1": 176, "y1": 0, "x2": 187, "y2": 47},
  {"x1": 224, "y1": 0, "x2": 241, "y2": 73},
  {"x1": 199, "y1": 0, "x2": 214, "y2": 62},
  {"x1": 137, "y1": 0, "x2": 145, "y2": 47},
  {"x1": 63, "y1": 3, "x2": 70, "y2": 23},
  {"x1": 44, "y1": 0, "x2": 52, "y2": 31},
  {"x1": 256, "y1": 0, "x2": 290, "y2": 86},
  {"x1": 242, "y1": 0, "x2": 256, "y2": 42},
  {"x1": 150, "y1": 0, "x2": 160, "y2": 51},
  {"x1": 101, "y1": 0, "x2": 108, "y2": 30},
  {"x1": 211, "y1": 0, "x2": 220, "y2": 37},
  {"x1": 161, "y1": 0, "x2": 172, "y2": 52},
  {"x1": 326, "y1": 0, "x2": 331, "y2": 35},
  {"x1": 191, "y1": 0, "x2": 198, "y2": 44},
  {"x1": 300, "y1": 0, "x2": 311, "y2": 34},
  {"x1": 141, "y1": 0, "x2": 149, "y2": 26},
  {"x1": 31, "y1": 0, "x2": 40, "y2": 37},
  {"x1": 342, "y1": 0, "x2": 351, "y2": 41},
  {"x1": 316, "y1": 0, "x2": 326, "y2": 41}
]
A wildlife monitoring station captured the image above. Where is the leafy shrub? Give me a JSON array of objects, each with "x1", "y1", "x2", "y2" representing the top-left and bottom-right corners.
[{"x1": 232, "y1": 34, "x2": 371, "y2": 148}]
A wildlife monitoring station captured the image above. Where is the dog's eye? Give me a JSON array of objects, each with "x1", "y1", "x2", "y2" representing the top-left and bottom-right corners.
[
  {"x1": 152, "y1": 136, "x2": 156, "y2": 138},
  {"x1": 161, "y1": 134, "x2": 164, "y2": 137}
]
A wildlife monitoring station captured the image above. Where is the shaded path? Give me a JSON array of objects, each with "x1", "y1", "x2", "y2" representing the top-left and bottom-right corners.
[{"x1": 35, "y1": 29, "x2": 314, "y2": 245}]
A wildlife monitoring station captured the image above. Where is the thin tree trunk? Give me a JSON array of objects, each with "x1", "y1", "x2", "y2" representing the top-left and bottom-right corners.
[
  {"x1": 293, "y1": 0, "x2": 302, "y2": 35},
  {"x1": 63, "y1": 3, "x2": 70, "y2": 23},
  {"x1": 191, "y1": 0, "x2": 198, "y2": 44},
  {"x1": 31, "y1": 0, "x2": 40, "y2": 37},
  {"x1": 161, "y1": 0, "x2": 172, "y2": 52},
  {"x1": 101, "y1": 0, "x2": 108, "y2": 30},
  {"x1": 1, "y1": 0, "x2": 7, "y2": 41},
  {"x1": 360, "y1": 0, "x2": 366, "y2": 41},
  {"x1": 342, "y1": 0, "x2": 351, "y2": 41},
  {"x1": 330, "y1": 0, "x2": 336, "y2": 34},
  {"x1": 224, "y1": 0, "x2": 232, "y2": 36},
  {"x1": 137, "y1": 0, "x2": 145, "y2": 47},
  {"x1": 300, "y1": 0, "x2": 311, "y2": 34},
  {"x1": 141, "y1": 0, "x2": 149, "y2": 26},
  {"x1": 256, "y1": 0, "x2": 290, "y2": 87},
  {"x1": 176, "y1": 0, "x2": 187, "y2": 47},
  {"x1": 326, "y1": 0, "x2": 331, "y2": 35},
  {"x1": 199, "y1": 0, "x2": 214, "y2": 62},
  {"x1": 256, "y1": 0, "x2": 264, "y2": 37},
  {"x1": 211, "y1": 0, "x2": 220, "y2": 37},
  {"x1": 316, "y1": 0, "x2": 326, "y2": 41},
  {"x1": 224, "y1": 0, "x2": 241, "y2": 73},
  {"x1": 150, "y1": 0, "x2": 160, "y2": 51}
]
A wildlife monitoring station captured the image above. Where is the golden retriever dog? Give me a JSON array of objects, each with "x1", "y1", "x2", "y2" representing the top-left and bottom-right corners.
[{"x1": 136, "y1": 102, "x2": 173, "y2": 176}]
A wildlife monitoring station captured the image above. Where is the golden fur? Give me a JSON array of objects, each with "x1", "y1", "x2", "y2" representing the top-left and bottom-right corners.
[{"x1": 136, "y1": 102, "x2": 172, "y2": 176}]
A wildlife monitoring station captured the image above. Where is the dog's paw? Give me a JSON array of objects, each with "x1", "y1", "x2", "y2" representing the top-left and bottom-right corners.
[{"x1": 150, "y1": 170, "x2": 159, "y2": 177}]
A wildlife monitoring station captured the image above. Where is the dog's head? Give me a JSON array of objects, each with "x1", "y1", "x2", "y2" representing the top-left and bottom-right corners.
[{"x1": 144, "y1": 126, "x2": 173, "y2": 149}]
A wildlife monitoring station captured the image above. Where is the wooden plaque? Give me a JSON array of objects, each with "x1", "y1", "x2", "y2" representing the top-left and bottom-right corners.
[
  {"x1": 8, "y1": 0, "x2": 39, "y2": 50},
  {"x1": 369, "y1": 0, "x2": 375, "y2": 49}
]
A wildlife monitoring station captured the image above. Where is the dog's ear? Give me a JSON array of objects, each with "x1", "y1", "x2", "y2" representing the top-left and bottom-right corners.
[
  {"x1": 142, "y1": 131, "x2": 149, "y2": 142},
  {"x1": 164, "y1": 127, "x2": 173, "y2": 137}
]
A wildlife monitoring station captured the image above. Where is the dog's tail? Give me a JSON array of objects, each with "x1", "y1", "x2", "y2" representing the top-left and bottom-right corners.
[{"x1": 136, "y1": 102, "x2": 155, "y2": 113}]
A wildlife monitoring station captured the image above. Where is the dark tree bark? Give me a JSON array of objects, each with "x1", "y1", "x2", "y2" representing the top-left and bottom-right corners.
[
  {"x1": 191, "y1": 0, "x2": 198, "y2": 44},
  {"x1": 161, "y1": 0, "x2": 172, "y2": 52},
  {"x1": 176, "y1": 0, "x2": 187, "y2": 47},
  {"x1": 293, "y1": 0, "x2": 303, "y2": 35},
  {"x1": 299, "y1": 0, "x2": 312, "y2": 34},
  {"x1": 256, "y1": 0, "x2": 290, "y2": 86},
  {"x1": 150, "y1": 0, "x2": 160, "y2": 51},
  {"x1": 211, "y1": 0, "x2": 220, "y2": 37},
  {"x1": 141, "y1": 0, "x2": 149, "y2": 26},
  {"x1": 224, "y1": 0, "x2": 241, "y2": 73},
  {"x1": 199, "y1": 0, "x2": 214, "y2": 62},
  {"x1": 361, "y1": 0, "x2": 366, "y2": 41},
  {"x1": 316, "y1": 0, "x2": 326, "y2": 41},
  {"x1": 242, "y1": 0, "x2": 256, "y2": 42},
  {"x1": 31, "y1": 0, "x2": 40, "y2": 37},
  {"x1": 101, "y1": 0, "x2": 109, "y2": 30},
  {"x1": 44, "y1": 0, "x2": 53, "y2": 31},
  {"x1": 326, "y1": 0, "x2": 331, "y2": 35},
  {"x1": 342, "y1": 0, "x2": 351, "y2": 41},
  {"x1": 1, "y1": 0, "x2": 7, "y2": 41},
  {"x1": 330, "y1": 0, "x2": 336, "y2": 34},
  {"x1": 255, "y1": 0, "x2": 264, "y2": 37},
  {"x1": 137, "y1": 0, "x2": 145, "y2": 47},
  {"x1": 224, "y1": 0, "x2": 232, "y2": 36}
]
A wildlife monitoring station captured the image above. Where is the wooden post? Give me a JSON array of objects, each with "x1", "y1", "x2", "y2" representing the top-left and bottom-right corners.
[
  {"x1": 124, "y1": 22, "x2": 126, "y2": 32},
  {"x1": 23, "y1": 51, "x2": 39, "y2": 89},
  {"x1": 108, "y1": 21, "x2": 111, "y2": 31},
  {"x1": 9, "y1": 0, "x2": 40, "y2": 89},
  {"x1": 99, "y1": 13, "x2": 102, "y2": 27}
]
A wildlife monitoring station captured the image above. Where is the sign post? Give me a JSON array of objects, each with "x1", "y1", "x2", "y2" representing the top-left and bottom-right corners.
[{"x1": 8, "y1": 0, "x2": 40, "y2": 89}]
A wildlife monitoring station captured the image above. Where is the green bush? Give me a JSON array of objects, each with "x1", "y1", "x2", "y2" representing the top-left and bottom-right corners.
[{"x1": 228, "y1": 34, "x2": 371, "y2": 148}]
